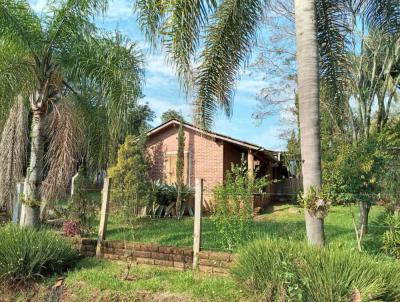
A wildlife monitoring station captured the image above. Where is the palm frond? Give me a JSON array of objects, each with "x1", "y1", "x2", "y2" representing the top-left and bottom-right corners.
[
  {"x1": 316, "y1": 0, "x2": 349, "y2": 82},
  {"x1": 0, "y1": 39, "x2": 36, "y2": 98},
  {"x1": 135, "y1": 0, "x2": 166, "y2": 46},
  {"x1": 46, "y1": 0, "x2": 106, "y2": 48},
  {"x1": 0, "y1": 39, "x2": 35, "y2": 132},
  {"x1": 316, "y1": 0, "x2": 350, "y2": 131},
  {"x1": 0, "y1": 96, "x2": 29, "y2": 216},
  {"x1": 163, "y1": 0, "x2": 217, "y2": 91},
  {"x1": 365, "y1": 0, "x2": 400, "y2": 34},
  {"x1": 60, "y1": 32, "x2": 144, "y2": 163},
  {"x1": 73, "y1": 87, "x2": 112, "y2": 173},
  {"x1": 194, "y1": 0, "x2": 267, "y2": 129},
  {"x1": 41, "y1": 99, "x2": 85, "y2": 202},
  {"x1": 0, "y1": 0, "x2": 44, "y2": 63},
  {"x1": 136, "y1": 0, "x2": 217, "y2": 91}
]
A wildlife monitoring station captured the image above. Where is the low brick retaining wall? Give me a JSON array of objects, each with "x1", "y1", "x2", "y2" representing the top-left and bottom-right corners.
[{"x1": 70, "y1": 238, "x2": 234, "y2": 274}]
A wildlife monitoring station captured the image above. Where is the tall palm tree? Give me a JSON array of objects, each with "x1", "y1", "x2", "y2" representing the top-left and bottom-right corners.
[
  {"x1": 135, "y1": 0, "x2": 399, "y2": 245},
  {"x1": 0, "y1": 0, "x2": 144, "y2": 227},
  {"x1": 294, "y1": 0, "x2": 324, "y2": 245}
]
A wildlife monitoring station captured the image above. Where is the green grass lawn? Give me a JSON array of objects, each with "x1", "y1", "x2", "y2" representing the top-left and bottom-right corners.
[
  {"x1": 99, "y1": 203, "x2": 386, "y2": 254},
  {"x1": 5, "y1": 258, "x2": 245, "y2": 302}
]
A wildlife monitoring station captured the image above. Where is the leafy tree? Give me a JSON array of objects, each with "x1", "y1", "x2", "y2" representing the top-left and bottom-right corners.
[
  {"x1": 161, "y1": 109, "x2": 185, "y2": 123},
  {"x1": 108, "y1": 132, "x2": 150, "y2": 221},
  {"x1": 128, "y1": 103, "x2": 155, "y2": 135},
  {"x1": 175, "y1": 121, "x2": 185, "y2": 217},
  {"x1": 0, "y1": 0, "x2": 144, "y2": 226},
  {"x1": 323, "y1": 137, "x2": 386, "y2": 234}
]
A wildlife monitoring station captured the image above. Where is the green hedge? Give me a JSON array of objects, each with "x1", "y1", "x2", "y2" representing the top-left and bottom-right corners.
[
  {"x1": 232, "y1": 238, "x2": 400, "y2": 301},
  {"x1": 0, "y1": 224, "x2": 78, "y2": 284}
]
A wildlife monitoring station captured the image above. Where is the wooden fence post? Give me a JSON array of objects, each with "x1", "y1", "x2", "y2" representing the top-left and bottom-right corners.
[
  {"x1": 193, "y1": 178, "x2": 203, "y2": 270},
  {"x1": 96, "y1": 177, "x2": 111, "y2": 257}
]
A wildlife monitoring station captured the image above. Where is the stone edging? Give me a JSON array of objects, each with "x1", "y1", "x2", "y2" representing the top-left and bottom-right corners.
[{"x1": 70, "y1": 238, "x2": 234, "y2": 275}]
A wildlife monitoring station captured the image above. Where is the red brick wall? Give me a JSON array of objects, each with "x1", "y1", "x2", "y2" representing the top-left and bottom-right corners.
[
  {"x1": 222, "y1": 142, "x2": 245, "y2": 181},
  {"x1": 147, "y1": 125, "x2": 224, "y2": 208},
  {"x1": 71, "y1": 238, "x2": 234, "y2": 275}
]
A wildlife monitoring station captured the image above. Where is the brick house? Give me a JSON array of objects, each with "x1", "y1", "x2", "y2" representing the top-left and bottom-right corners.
[{"x1": 146, "y1": 119, "x2": 297, "y2": 210}]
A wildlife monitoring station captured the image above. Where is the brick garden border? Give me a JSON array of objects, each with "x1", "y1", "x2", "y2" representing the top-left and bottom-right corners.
[{"x1": 71, "y1": 238, "x2": 234, "y2": 275}]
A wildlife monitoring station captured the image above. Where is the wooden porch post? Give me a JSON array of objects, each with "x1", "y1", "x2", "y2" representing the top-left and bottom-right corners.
[
  {"x1": 248, "y1": 151, "x2": 255, "y2": 211},
  {"x1": 248, "y1": 150, "x2": 254, "y2": 177}
]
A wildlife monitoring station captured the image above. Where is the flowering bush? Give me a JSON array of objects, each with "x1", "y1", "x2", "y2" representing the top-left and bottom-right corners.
[{"x1": 63, "y1": 220, "x2": 81, "y2": 237}]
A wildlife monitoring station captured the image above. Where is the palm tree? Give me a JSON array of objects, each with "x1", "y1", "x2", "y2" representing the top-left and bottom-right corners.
[
  {"x1": 135, "y1": 0, "x2": 399, "y2": 245},
  {"x1": 0, "y1": 0, "x2": 144, "y2": 227},
  {"x1": 294, "y1": 0, "x2": 324, "y2": 245}
]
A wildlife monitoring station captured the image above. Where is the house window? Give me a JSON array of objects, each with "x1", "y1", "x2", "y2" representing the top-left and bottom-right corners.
[{"x1": 165, "y1": 152, "x2": 191, "y2": 185}]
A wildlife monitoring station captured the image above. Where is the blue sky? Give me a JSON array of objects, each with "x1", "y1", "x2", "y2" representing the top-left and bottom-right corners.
[{"x1": 30, "y1": 0, "x2": 292, "y2": 151}]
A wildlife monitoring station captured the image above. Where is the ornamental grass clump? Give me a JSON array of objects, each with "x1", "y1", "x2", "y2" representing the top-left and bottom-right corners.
[
  {"x1": 0, "y1": 224, "x2": 78, "y2": 285},
  {"x1": 381, "y1": 211, "x2": 400, "y2": 258},
  {"x1": 232, "y1": 237, "x2": 400, "y2": 301}
]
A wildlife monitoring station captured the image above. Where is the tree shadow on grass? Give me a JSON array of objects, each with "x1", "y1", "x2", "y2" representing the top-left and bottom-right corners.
[{"x1": 362, "y1": 210, "x2": 387, "y2": 255}]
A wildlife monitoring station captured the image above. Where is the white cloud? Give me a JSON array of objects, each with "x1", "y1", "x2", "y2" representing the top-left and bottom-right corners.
[
  {"x1": 236, "y1": 78, "x2": 265, "y2": 95},
  {"x1": 105, "y1": 0, "x2": 133, "y2": 19},
  {"x1": 29, "y1": 0, "x2": 48, "y2": 12},
  {"x1": 248, "y1": 125, "x2": 287, "y2": 151},
  {"x1": 145, "y1": 53, "x2": 176, "y2": 77}
]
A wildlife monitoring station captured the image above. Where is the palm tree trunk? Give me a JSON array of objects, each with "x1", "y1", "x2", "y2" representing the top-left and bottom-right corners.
[
  {"x1": 20, "y1": 109, "x2": 45, "y2": 227},
  {"x1": 294, "y1": 0, "x2": 325, "y2": 245}
]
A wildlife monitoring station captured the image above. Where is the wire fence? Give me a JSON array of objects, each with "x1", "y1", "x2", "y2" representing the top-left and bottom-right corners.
[{"x1": 90, "y1": 177, "x2": 400, "y2": 257}]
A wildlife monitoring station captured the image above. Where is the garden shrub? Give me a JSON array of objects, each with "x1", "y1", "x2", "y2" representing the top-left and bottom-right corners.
[
  {"x1": 0, "y1": 224, "x2": 78, "y2": 284},
  {"x1": 322, "y1": 137, "x2": 384, "y2": 205},
  {"x1": 232, "y1": 238, "x2": 400, "y2": 301},
  {"x1": 382, "y1": 211, "x2": 400, "y2": 258},
  {"x1": 213, "y1": 159, "x2": 268, "y2": 250},
  {"x1": 108, "y1": 132, "x2": 151, "y2": 220}
]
